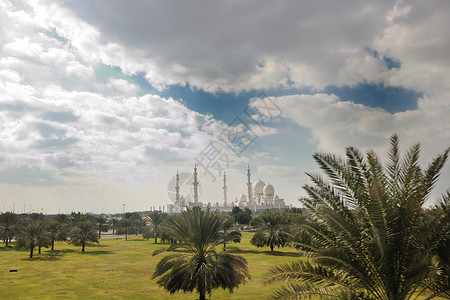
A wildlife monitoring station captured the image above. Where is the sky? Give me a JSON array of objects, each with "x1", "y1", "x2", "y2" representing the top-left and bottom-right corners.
[{"x1": 1, "y1": 0, "x2": 450, "y2": 214}]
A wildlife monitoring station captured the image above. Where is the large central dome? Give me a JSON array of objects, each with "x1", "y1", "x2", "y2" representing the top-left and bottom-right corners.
[{"x1": 253, "y1": 178, "x2": 265, "y2": 195}]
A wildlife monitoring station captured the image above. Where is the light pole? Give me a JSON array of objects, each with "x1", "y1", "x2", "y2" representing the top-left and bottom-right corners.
[{"x1": 122, "y1": 204, "x2": 125, "y2": 214}]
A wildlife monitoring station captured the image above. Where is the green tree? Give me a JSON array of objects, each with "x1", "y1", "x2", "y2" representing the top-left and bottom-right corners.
[
  {"x1": 15, "y1": 222, "x2": 50, "y2": 258},
  {"x1": 109, "y1": 218, "x2": 118, "y2": 234},
  {"x1": 69, "y1": 221, "x2": 98, "y2": 252},
  {"x1": 116, "y1": 218, "x2": 133, "y2": 241},
  {"x1": 266, "y1": 135, "x2": 450, "y2": 299},
  {"x1": 143, "y1": 211, "x2": 167, "y2": 243},
  {"x1": 250, "y1": 210, "x2": 290, "y2": 252},
  {"x1": 46, "y1": 220, "x2": 66, "y2": 250},
  {"x1": 0, "y1": 212, "x2": 19, "y2": 247},
  {"x1": 96, "y1": 216, "x2": 108, "y2": 239},
  {"x1": 219, "y1": 214, "x2": 242, "y2": 251},
  {"x1": 231, "y1": 207, "x2": 252, "y2": 227},
  {"x1": 152, "y1": 207, "x2": 250, "y2": 300}
]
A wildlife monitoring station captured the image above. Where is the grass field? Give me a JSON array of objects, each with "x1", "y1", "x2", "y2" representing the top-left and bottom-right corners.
[{"x1": 0, "y1": 232, "x2": 304, "y2": 299}]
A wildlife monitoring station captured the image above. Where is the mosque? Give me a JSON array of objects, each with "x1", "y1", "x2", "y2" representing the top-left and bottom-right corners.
[{"x1": 167, "y1": 164, "x2": 287, "y2": 213}]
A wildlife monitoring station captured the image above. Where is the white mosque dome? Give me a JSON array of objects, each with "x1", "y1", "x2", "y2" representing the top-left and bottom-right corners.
[
  {"x1": 239, "y1": 193, "x2": 248, "y2": 202},
  {"x1": 253, "y1": 178, "x2": 266, "y2": 195},
  {"x1": 263, "y1": 183, "x2": 274, "y2": 196},
  {"x1": 274, "y1": 195, "x2": 279, "y2": 200}
]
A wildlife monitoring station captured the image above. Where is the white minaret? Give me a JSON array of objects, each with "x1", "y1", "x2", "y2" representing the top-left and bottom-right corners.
[
  {"x1": 247, "y1": 164, "x2": 252, "y2": 201},
  {"x1": 223, "y1": 171, "x2": 228, "y2": 206},
  {"x1": 193, "y1": 164, "x2": 199, "y2": 203},
  {"x1": 175, "y1": 170, "x2": 180, "y2": 203}
]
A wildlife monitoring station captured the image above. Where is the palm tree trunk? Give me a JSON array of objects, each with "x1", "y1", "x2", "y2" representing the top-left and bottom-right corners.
[
  {"x1": 5, "y1": 234, "x2": 8, "y2": 247},
  {"x1": 82, "y1": 241, "x2": 85, "y2": 252},
  {"x1": 98, "y1": 227, "x2": 101, "y2": 239},
  {"x1": 125, "y1": 228, "x2": 128, "y2": 241},
  {"x1": 51, "y1": 240, "x2": 54, "y2": 250},
  {"x1": 199, "y1": 283, "x2": 206, "y2": 300},
  {"x1": 155, "y1": 237, "x2": 157, "y2": 244},
  {"x1": 270, "y1": 242, "x2": 274, "y2": 252},
  {"x1": 38, "y1": 246, "x2": 41, "y2": 254},
  {"x1": 30, "y1": 246, "x2": 34, "y2": 258}
]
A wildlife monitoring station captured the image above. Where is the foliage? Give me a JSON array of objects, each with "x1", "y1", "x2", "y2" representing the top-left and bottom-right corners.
[
  {"x1": 266, "y1": 135, "x2": 450, "y2": 299},
  {"x1": 0, "y1": 212, "x2": 19, "y2": 247},
  {"x1": 69, "y1": 220, "x2": 99, "y2": 252},
  {"x1": 46, "y1": 220, "x2": 67, "y2": 250},
  {"x1": 15, "y1": 222, "x2": 51, "y2": 258},
  {"x1": 250, "y1": 210, "x2": 291, "y2": 252},
  {"x1": 143, "y1": 211, "x2": 167, "y2": 243},
  {"x1": 219, "y1": 214, "x2": 242, "y2": 251},
  {"x1": 152, "y1": 207, "x2": 250, "y2": 300},
  {"x1": 96, "y1": 216, "x2": 109, "y2": 239},
  {"x1": 231, "y1": 207, "x2": 252, "y2": 226}
]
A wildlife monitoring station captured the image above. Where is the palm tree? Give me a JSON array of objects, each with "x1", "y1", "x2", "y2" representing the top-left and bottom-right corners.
[
  {"x1": 116, "y1": 218, "x2": 133, "y2": 241},
  {"x1": 266, "y1": 135, "x2": 450, "y2": 299},
  {"x1": 96, "y1": 216, "x2": 108, "y2": 239},
  {"x1": 15, "y1": 222, "x2": 51, "y2": 258},
  {"x1": 0, "y1": 212, "x2": 19, "y2": 247},
  {"x1": 109, "y1": 218, "x2": 118, "y2": 234},
  {"x1": 152, "y1": 207, "x2": 250, "y2": 300},
  {"x1": 250, "y1": 210, "x2": 290, "y2": 252},
  {"x1": 46, "y1": 220, "x2": 67, "y2": 250},
  {"x1": 143, "y1": 211, "x2": 167, "y2": 243},
  {"x1": 69, "y1": 221, "x2": 98, "y2": 252},
  {"x1": 219, "y1": 214, "x2": 242, "y2": 251}
]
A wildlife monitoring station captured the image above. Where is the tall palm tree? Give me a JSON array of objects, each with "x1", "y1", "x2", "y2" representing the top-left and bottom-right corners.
[
  {"x1": 143, "y1": 211, "x2": 167, "y2": 243},
  {"x1": 46, "y1": 220, "x2": 67, "y2": 250},
  {"x1": 69, "y1": 221, "x2": 98, "y2": 252},
  {"x1": 152, "y1": 207, "x2": 250, "y2": 300},
  {"x1": 266, "y1": 135, "x2": 450, "y2": 299},
  {"x1": 96, "y1": 216, "x2": 108, "y2": 239},
  {"x1": 219, "y1": 214, "x2": 242, "y2": 251},
  {"x1": 116, "y1": 218, "x2": 133, "y2": 241},
  {"x1": 250, "y1": 210, "x2": 290, "y2": 252},
  {"x1": 0, "y1": 212, "x2": 19, "y2": 247},
  {"x1": 15, "y1": 222, "x2": 51, "y2": 258}
]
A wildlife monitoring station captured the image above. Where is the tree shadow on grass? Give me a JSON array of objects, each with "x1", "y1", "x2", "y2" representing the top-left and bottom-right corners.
[
  {"x1": 20, "y1": 253, "x2": 62, "y2": 261},
  {"x1": 80, "y1": 250, "x2": 113, "y2": 255},
  {"x1": 227, "y1": 247, "x2": 302, "y2": 257}
]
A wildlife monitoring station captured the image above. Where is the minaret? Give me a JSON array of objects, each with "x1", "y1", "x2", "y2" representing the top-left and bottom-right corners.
[
  {"x1": 193, "y1": 163, "x2": 199, "y2": 203},
  {"x1": 175, "y1": 170, "x2": 180, "y2": 204},
  {"x1": 223, "y1": 171, "x2": 228, "y2": 206},
  {"x1": 247, "y1": 164, "x2": 252, "y2": 201}
]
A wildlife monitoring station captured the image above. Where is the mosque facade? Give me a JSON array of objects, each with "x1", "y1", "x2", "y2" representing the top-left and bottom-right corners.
[{"x1": 167, "y1": 164, "x2": 287, "y2": 213}]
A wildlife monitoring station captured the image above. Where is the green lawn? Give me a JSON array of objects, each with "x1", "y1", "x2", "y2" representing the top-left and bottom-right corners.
[{"x1": 0, "y1": 232, "x2": 304, "y2": 299}]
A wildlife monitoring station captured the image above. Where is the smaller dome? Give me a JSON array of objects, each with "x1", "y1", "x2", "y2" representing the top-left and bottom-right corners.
[
  {"x1": 239, "y1": 193, "x2": 248, "y2": 202},
  {"x1": 253, "y1": 178, "x2": 266, "y2": 195},
  {"x1": 263, "y1": 183, "x2": 274, "y2": 196},
  {"x1": 273, "y1": 195, "x2": 279, "y2": 200}
]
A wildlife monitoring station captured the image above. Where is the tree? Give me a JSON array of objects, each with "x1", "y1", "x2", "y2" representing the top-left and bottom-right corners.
[
  {"x1": 143, "y1": 211, "x2": 167, "y2": 243},
  {"x1": 219, "y1": 214, "x2": 242, "y2": 251},
  {"x1": 15, "y1": 222, "x2": 50, "y2": 258},
  {"x1": 96, "y1": 216, "x2": 108, "y2": 239},
  {"x1": 266, "y1": 135, "x2": 450, "y2": 299},
  {"x1": 0, "y1": 212, "x2": 19, "y2": 247},
  {"x1": 69, "y1": 221, "x2": 98, "y2": 252},
  {"x1": 231, "y1": 207, "x2": 252, "y2": 227},
  {"x1": 250, "y1": 210, "x2": 290, "y2": 252},
  {"x1": 109, "y1": 218, "x2": 118, "y2": 234},
  {"x1": 46, "y1": 220, "x2": 66, "y2": 250},
  {"x1": 152, "y1": 207, "x2": 250, "y2": 300},
  {"x1": 116, "y1": 218, "x2": 133, "y2": 241}
]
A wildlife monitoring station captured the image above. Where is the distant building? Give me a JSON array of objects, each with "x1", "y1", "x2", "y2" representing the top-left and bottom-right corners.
[{"x1": 167, "y1": 164, "x2": 287, "y2": 213}]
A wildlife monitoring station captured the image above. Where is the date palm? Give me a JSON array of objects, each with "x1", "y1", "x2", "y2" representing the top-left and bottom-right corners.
[
  {"x1": 96, "y1": 216, "x2": 108, "y2": 239},
  {"x1": 15, "y1": 222, "x2": 51, "y2": 258},
  {"x1": 266, "y1": 135, "x2": 450, "y2": 299},
  {"x1": 143, "y1": 211, "x2": 167, "y2": 243},
  {"x1": 250, "y1": 210, "x2": 290, "y2": 252},
  {"x1": 69, "y1": 221, "x2": 98, "y2": 252},
  {"x1": 152, "y1": 207, "x2": 250, "y2": 300},
  {"x1": 0, "y1": 212, "x2": 19, "y2": 247}
]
